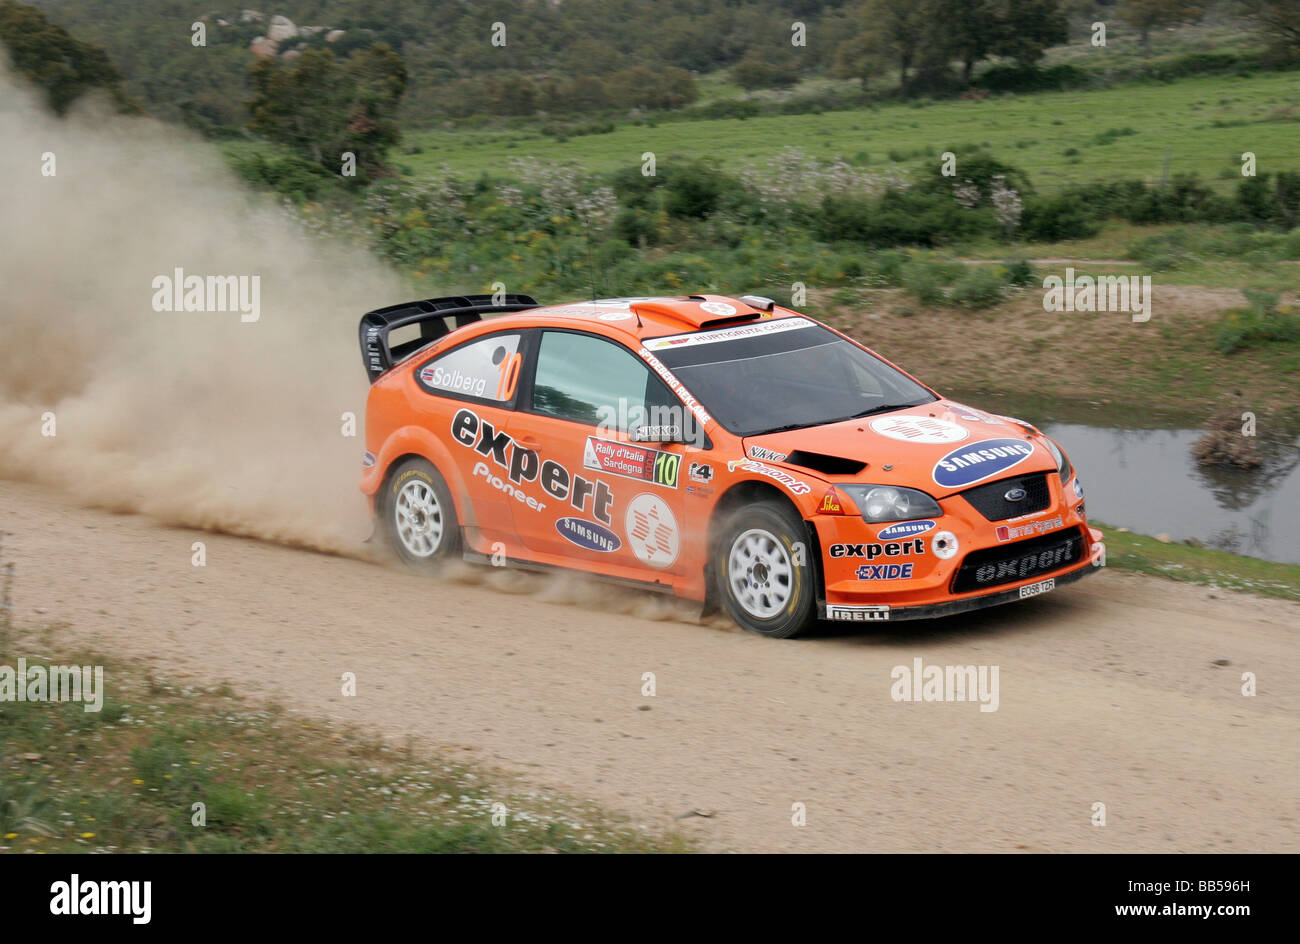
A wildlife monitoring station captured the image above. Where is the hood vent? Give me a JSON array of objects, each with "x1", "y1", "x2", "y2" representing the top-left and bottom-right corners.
[{"x1": 784, "y1": 450, "x2": 867, "y2": 476}]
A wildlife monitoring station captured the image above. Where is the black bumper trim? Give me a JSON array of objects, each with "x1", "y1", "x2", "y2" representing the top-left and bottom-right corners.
[{"x1": 821, "y1": 557, "x2": 1101, "y2": 623}]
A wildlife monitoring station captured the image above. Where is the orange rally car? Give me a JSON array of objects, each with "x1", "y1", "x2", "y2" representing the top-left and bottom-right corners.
[{"x1": 359, "y1": 293, "x2": 1105, "y2": 637}]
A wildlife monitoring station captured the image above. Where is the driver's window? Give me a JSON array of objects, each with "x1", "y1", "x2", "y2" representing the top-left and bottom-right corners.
[{"x1": 531, "y1": 331, "x2": 671, "y2": 431}]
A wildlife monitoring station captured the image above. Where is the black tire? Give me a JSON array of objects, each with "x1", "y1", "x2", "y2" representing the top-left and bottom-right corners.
[
  {"x1": 381, "y1": 457, "x2": 461, "y2": 572},
  {"x1": 713, "y1": 500, "x2": 817, "y2": 639}
]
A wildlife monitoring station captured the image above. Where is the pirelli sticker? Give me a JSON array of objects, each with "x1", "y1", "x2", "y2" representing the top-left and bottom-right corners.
[{"x1": 583, "y1": 436, "x2": 680, "y2": 488}]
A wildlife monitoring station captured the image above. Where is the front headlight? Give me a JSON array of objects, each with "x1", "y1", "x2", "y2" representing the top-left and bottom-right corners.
[
  {"x1": 1041, "y1": 436, "x2": 1072, "y2": 485},
  {"x1": 839, "y1": 485, "x2": 942, "y2": 524}
]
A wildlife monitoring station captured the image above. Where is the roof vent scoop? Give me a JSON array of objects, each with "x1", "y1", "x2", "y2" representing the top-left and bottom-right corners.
[{"x1": 739, "y1": 294, "x2": 776, "y2": 312}]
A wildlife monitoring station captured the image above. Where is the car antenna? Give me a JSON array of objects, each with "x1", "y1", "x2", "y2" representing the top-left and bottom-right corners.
[{"x1": 584, "y1": 224, "x2": 597, "y2": 303}]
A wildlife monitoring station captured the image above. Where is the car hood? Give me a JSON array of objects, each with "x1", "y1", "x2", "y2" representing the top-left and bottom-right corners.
[{"x1": 740, "y1": 401, "x2": 1056, "y2": 498}]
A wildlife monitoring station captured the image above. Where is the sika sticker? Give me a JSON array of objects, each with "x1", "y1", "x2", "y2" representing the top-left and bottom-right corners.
[
  {"x1": 870, "y1": 415, "x2": 969, "y2": 444},
  {"x1": 556, "y1": 517, "x2": 622, "y2": 552},
  {"x1": 584, "y1": 437, "x2": 680, "y2": 488},
  {"x1": 624, "y1": 493, "x2": 680, "y2": 568},
  {"x1": 932, "y1": 438, "x2": 1037, "y2": 488}
]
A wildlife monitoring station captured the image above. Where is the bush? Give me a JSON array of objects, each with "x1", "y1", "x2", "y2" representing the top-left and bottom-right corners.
[
  {"x1": 731, "y1": 53, "x2": 802, "y2": 91},
  {"x1": 663, "y1": 160, "x2": 740, "y2": 220},
  {"x1": 1214, "y1": 291, "x2": 1300, "y2": 354},
  {"x1": 1002, "y1": 258, "x2": 1037, "y2": 286},
  {"x1": 948, "y1": 267, "x2": 1006, "y2": 309},
  {"x1": 1021, "y1": 193, "x2": 1100, "y2": 242},
  {"x1": 974, "y1": 64, "x2": 1089, "y2": 94}
]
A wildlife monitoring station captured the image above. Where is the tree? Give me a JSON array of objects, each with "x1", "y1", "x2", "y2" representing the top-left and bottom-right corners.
[
  {"x1": 0, "y1": 0, "x2": 131, "y2": 115},
  {"x1": 859, "y1": 0, "x2": 934, "y2": 94},
  {"x1": 1237, "y1": 0, "x2": 1300, "y2": 55},
  {"x1": 1116, "y1": 0, "x2": 1208, "y2": 56},
  {"x1": 248, "y1": 44, "x2": 407, "y2": 181},
  {"x1": 991, "y1": 0, "x2": 1069, "y2": 67}
]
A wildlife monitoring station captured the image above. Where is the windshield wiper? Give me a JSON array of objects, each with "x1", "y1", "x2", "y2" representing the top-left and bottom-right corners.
[{"x1": 746, "y1": 403, "x2": 922, "y2": 437}]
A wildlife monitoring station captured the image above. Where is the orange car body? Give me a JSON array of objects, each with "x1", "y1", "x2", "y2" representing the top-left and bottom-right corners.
[{"x1": 360, "y1": 293, "x2": 1104, "y2": 624}]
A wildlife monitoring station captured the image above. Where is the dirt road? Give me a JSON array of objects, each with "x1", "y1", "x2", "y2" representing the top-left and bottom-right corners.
[{"x1": 4, "y1": 479, "x2": 1296, "y2": 852}]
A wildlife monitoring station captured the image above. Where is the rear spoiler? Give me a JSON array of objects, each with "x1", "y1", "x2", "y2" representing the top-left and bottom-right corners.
[{"x1": 359, "y1": 293, "x2": 540, "y2": 383}]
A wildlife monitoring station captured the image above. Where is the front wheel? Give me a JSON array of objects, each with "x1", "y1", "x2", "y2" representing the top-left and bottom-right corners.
[
  {"x1": 714, "y1": 500, "x2": 817, "y2": 639},
  {"x1": 381, "y1": 457, "x2": 460, "y2": 572}
]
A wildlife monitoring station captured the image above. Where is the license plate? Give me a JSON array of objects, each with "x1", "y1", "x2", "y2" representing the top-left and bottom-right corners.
[{"x1": 1019, "y1": 578, "x2": 1055, "y2": 599}]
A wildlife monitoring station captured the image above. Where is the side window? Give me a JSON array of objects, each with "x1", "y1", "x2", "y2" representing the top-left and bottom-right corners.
[
  {"x1": 416, "y1": 332, "x2": 522, "y2": 404},
  {"x1": 531, "y1": 331, "x2": 673, "y2": 430}
]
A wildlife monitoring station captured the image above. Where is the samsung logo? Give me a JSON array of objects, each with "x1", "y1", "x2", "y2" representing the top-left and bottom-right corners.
[
  {"x1": 933, "y1": 439, "x2": 1036, "y2": 488},
  {"x1": 556, "y1": 517, "x2": 621, "y2": 552},
  {"x1": 877, "y1": 519, "x2": 937, "y2": 540}
]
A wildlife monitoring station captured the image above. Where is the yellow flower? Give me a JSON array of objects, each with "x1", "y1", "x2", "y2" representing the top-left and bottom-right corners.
[
  {"x1": 81, "y1": 833, "x2": 96, "y2": 839},
  {"x1": 3, "y1": 833, "x2": 16, "y2": 839},
  {"x1": 132, "y1": 779, "x2": 144, "y2": 785}
]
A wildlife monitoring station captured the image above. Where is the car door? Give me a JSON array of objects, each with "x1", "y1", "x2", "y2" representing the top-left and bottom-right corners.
[
  {"x1": 409, "y1": 328, "x2": 527, "y2": 547},
  {"x1": 507, "y1": 329, "x2": 689, "y2": 576}
]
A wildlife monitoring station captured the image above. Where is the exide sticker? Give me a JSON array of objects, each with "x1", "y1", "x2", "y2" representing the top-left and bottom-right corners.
[
  {"x1": 556, "y1": 517, "x2": 622, "y2": 553},
  {"x1": 856, "y1": 563, "x2": 914, "y2": 580},
  {"x1": 877, "y1": 519, "x2": 936, "y2": 540},
  {"x1": 933, "y1": 438, "x2": 1036, "y2": 488}
]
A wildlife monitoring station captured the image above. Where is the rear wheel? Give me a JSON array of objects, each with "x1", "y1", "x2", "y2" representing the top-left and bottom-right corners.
[
  {"x1": 382, "y1": 457, "x2": 460, "y2": 571},
  {"x1": 714, "y1": 500, "x2": 816, "y2": 639}
]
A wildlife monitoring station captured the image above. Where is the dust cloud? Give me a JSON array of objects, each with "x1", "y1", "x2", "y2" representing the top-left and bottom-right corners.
[{"x1": 0, "y1": 66, "x2": 402, "y2": 554}]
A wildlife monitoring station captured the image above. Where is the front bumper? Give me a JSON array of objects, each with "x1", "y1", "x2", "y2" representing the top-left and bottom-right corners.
[{"x1": 818, "y1": 537, "x2": 1104, "y2": 622}]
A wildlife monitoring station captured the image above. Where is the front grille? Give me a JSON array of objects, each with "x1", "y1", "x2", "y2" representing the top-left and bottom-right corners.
[
  {"x1": 959, "y1": 472, "x2": 1051, "y2": 521},
  {"x1": 952, "y1": 528, "x2": 1084, "y2": 594}
]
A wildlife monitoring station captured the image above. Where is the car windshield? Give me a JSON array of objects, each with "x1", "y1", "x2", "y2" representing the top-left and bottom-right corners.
[{"x1": 647, "y1": 318, "x2": 937, "y2": 437}]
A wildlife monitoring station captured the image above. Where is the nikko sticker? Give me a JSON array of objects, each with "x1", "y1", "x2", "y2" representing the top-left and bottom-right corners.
[
  {"x1": 556, "y1": 517, "x2": 622, "y2": 553},
  {"x1": 624, "y1": 493, "x2": 680, "y2": 568},
  {"x1": 584, "y1": 437, "x2": 680, "y2": 488},
  {"x1": 870, "y1": 415, "x2": 969, "y2": 444},
  {"x1": 747, "y1": 445, "x2": 787, "y2": 462},
  {"x1": 932, "y1": 439, "x2": 1037, "y2": 488},
  {"x1": 643, "y1": 317, "x2": 814, "y2": 351},
  {"x1": 877, "y1": 519, "x2": 937, "y2": 541}
]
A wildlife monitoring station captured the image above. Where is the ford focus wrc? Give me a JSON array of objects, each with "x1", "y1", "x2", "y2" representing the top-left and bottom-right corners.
[{"x1": 359, "y1": 293, "x2": 1105, "y2": 638}]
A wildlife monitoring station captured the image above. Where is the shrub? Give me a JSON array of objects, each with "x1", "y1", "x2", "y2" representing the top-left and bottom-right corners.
[
  {"x1": 1214, "y1": 290, "x2": 1300, "y2": 354},
  {"x1": 663, "y1": 160, "x2": 740, "y2": 220},
  {"x1": 948, "y1": 267, "x2": 1006, "y2": 309},
  {"x1": 1021, "y1": 193, "x2": 1100, "y2": 242}
]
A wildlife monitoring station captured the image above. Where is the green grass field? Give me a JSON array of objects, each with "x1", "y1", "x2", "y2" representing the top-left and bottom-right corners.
[{"x1": 400, "y1": 72, "x2": 1300, "y2": 190}]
